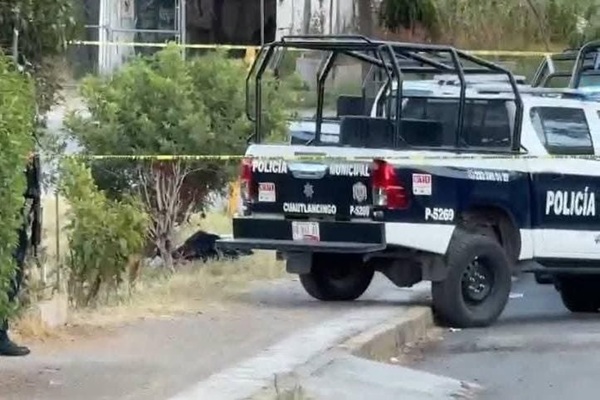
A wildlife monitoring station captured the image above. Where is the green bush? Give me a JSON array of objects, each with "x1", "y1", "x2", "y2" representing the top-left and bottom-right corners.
[
  {"x1": 0, "y1": 55, "x2": 36, "y2": 320},
  {"x1": 0, "y1": 0, "x2": 80, "y2": 115},
  {"x1": 59, "y1": 158, "x2": 148, "y2": 307},
  {"x1": 66, "y1": 45, "x2": 300, "y2": 198},
  {"x1": 65, "y1": 45, "x2": 300, "y2": 267}
]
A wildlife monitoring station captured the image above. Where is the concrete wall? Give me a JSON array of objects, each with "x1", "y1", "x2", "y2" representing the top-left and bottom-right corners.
[
  {"x1": 276, "y1": 0, "x2": 360, "y2": 90},
  {"x1": 99, "y1": 0, "x2": 138, "y2": 74},
  {"x1": 276, "y1": 0, "x2": 356, "y2": 38}
]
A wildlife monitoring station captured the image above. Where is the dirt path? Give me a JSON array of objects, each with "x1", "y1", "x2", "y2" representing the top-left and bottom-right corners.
[{"x1": 0, "y1": 275, "x2": 427, "y2": 400}]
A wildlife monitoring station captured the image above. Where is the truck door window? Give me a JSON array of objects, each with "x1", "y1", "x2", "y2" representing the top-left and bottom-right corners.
[{"x1": 530, "y1": 107, "x2": 594, "y2": 155}]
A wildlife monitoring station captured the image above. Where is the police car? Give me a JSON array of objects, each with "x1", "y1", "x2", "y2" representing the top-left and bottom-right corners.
[{"x1": 218, "y1": 36, "x2": 600, "y2": 328}]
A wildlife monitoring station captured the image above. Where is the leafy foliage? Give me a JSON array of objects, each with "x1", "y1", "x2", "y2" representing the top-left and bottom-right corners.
[
  {"x1": 379, "y1": 0, "x2": 439, "y2": 34},
  {"x1": 567, "y1": 1, "x2": 600, "y2": 46},
  {"x1": 0, "y1": 55, "x2": 36, "y2": 320},
  {"x1": 66, "y1": 45, "x2": 300, "y2": 262},
  {"x1": 377, "y1": 0, "x2": 598, "y2": 49},
  {"x1": 59, "y1": 158, "x2": 148, "y2": 307},
  {"x1": 68, "y1": 46, "x2": 299, "y2": 157},
  {"x1": 0, "y1": 0, "x2": 80, "y2": 114}
]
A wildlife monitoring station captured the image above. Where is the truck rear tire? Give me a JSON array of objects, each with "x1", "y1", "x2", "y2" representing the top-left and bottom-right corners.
[
  {"x1": 432, "y1": 229, "x2": 512, "y2": 328},
  {"x1": 299, "y1": 254, "x2": 374, "y2": 301},
  {"x1": 557, "y1": 276, "x2": 600, "y2": 313}
]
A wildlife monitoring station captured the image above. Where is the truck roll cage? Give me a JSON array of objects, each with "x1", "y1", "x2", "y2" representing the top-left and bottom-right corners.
[
  {"x1": 531, "y1": 40, "x2": 600, "y2": 89},
  {"x1": 246, "y1": 35, "x2": 524, "y2": 152}
]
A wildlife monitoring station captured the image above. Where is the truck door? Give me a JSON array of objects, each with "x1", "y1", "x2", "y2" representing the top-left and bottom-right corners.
[{"x1": 528, "y1": 106, "x2": 600, "y2": 259}]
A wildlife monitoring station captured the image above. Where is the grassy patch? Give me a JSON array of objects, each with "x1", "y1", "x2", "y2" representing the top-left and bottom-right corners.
[
  {"x1": 16, "y1": 195, "x2": 284, "y2": 338},
  {"x1": 273, "y1": 386, "x2": 311, "y2": 400},
  {"x1": 252, "y1": 380, "x2": 313, "y2": 400},
  {"x1": 68, "y1": 250, "x2": 284, "y2": 328}
]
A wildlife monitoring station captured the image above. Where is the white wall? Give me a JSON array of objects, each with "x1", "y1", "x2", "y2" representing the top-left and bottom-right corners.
[
  {"x1": 98, "y1": 0, "x2": 142, "y2": 74},
  {"x1": 276, "y1": 0, "x2": 356, "y2": 38}
]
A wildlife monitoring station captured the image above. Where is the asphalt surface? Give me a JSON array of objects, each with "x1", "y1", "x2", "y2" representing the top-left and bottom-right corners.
[
  {"x1": 0, "y1": 275, "x2": 429, "y2": 400},
  {"x1": 416, "y1": 274, "x2": 600, "y2": 400}
]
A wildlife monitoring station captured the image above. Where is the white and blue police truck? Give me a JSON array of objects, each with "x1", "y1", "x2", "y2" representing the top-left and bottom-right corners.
[{"x1": 218, "y1": 36, "x2": 600, "y2": 328}]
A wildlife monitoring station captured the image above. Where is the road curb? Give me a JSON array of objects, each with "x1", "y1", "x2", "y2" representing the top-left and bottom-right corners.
[
  {"x1": 248, "y1": 305, "x2": 483, "y2": 400},
  {"x1": 167, "y1": 282, "x2": 458, "y2": 400},
  {"x1": 247, "y1": 306, "x2": 451, "y2": 400},
  {"x1": 339, "y1": 306, "x2": 434, "y2": 362}
]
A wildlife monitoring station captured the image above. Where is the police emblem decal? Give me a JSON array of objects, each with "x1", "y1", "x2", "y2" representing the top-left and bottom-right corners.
[
  {"x1": 303, "y1": 182, "x2": 314, "y2": 199},
  {"x1": 352, "y1": 182, "x2": 368, "y2": 203}
]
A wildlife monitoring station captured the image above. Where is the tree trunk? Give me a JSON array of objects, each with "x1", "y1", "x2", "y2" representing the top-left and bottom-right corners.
[
  {"x1": 303, "y1": 0, "x2": 312, "y2": 34},
  {"x1": 357, "y1": 0, "x2": 373, "y2": 36},
  {"x1": 524, "y1": 0, "x2": 551, "y2": 51}
]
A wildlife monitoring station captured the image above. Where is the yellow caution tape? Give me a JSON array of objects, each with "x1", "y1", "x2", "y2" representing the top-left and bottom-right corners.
[
  {"x1": 65, "y1": 154, "x2": 600, "y2": 161},
  {"x1": 71, "y1": 40, "x2": 253, "y2": 50},
  {"x1": 70, "y1": 40, "x2": 552, "y2": 57}
]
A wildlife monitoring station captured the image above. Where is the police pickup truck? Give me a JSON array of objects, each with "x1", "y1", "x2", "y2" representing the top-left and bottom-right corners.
[{"x1": 218, "y1": 35, "x2": 600, "y2": 328}]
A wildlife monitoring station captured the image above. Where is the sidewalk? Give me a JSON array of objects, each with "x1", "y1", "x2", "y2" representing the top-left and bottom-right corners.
[{"x1": 0, "y1": 276, "x2": 429, "y2": 400}]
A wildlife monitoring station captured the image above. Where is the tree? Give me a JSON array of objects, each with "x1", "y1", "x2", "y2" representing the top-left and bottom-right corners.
[
  {"x1": 0, "y1": 56, "x2": 36, "y2": 321},
  {"x1": 66, "y1": 46, "x2": 300, "y2": 270},
  {"x1": 0, "y1": 0, "x2": 80, "y2": 115},
  {"x1": 59, "y1": 158, "x2": 148, "y2": 307},
  {"x1": 0, "y1": 0, "x2": 77, "y2": 320},
  {"x1": 377, "y1": 0, "x2": 438, "y2": 36},
  {"x1": 303, "y1": 0, "x2": 312, "y2": 33}
]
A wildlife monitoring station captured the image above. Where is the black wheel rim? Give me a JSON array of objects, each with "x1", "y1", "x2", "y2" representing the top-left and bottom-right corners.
[{"x1": 461, "y1": 256, "x2": 494, "y2": 305}]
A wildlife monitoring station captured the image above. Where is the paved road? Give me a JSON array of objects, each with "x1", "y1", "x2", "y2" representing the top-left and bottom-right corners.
[
  {"x1": 0, "y1": 275, "x2": 429, "y2": 400},
  {"x1": 416, "y1": 274, "x2": 600, "y2": 400}
]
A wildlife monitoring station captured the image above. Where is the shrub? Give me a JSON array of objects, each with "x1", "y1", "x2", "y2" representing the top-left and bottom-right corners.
[
  {"x1": 0, "y1": 55, "x2": 36, "y2": 320},
  {"x1": 59, "y1": 158, "x2": 148, "y2": 307},
  {"x1": 66, "y1": 45, "x2": 300, "y2": 268}
]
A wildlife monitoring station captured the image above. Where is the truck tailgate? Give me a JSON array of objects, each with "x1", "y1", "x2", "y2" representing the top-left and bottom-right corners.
[{"x1": 248, "y1": 159, "x2": 373, "y2": 219}]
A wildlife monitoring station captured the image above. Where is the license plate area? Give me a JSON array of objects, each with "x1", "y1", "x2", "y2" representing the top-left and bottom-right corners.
[{"x1": 291, "y1": 221, "x2": 320, "y2": 242}]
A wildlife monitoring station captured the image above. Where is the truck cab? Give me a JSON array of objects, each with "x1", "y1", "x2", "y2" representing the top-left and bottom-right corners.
[{"x1": 218, "y1": 35, "x2": 600, "y2": 328}]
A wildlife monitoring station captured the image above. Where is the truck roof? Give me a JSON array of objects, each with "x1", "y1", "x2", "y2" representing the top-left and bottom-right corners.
[{"x1": 397, "y1": 79, "x2": 600, "y2": 106}]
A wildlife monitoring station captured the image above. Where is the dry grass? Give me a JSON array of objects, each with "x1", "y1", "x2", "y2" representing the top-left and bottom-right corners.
[
  {"x1": 17, "y1": 195, "x2": 285, "y2": 337},
  {"x1": 41, "y1": 195, "x2": 234, "y2": 264},
  {"x1": 13, "y1": 311, "x2": 61, "y2": 342},
  {"x1": 68, "y1": 250, "x2": 284, "y2": 328},
  {"x1": 252, "y1": 380, "x2": 312, "y2": 400},
  {"x1": 272, "y1": 386, "x2": 310, "y2": 400}
]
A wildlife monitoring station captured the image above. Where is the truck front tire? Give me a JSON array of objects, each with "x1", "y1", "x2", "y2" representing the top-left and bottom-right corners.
[
  {"x1": 432, "y1": 229, "x2": 512, "y2": 328},
  {"x1": 299, "y1": 254, "x2": 374, "y2": 301},
  {"x1": 557, "y1": 276, "x2": 600, "y2": 313}
]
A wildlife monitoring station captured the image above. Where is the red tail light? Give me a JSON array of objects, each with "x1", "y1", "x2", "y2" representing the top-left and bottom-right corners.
[
  {"x1": 240, "y1": 157, "x2": 255, "y2": 202},
  {"x1": 371, "y1": 159, "x2": 409, "y2": 209}
]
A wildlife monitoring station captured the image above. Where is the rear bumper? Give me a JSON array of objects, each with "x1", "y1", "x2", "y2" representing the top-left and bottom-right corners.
[{"x1": 216, "y1": 217, "x2": 386, "y2": 254}]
